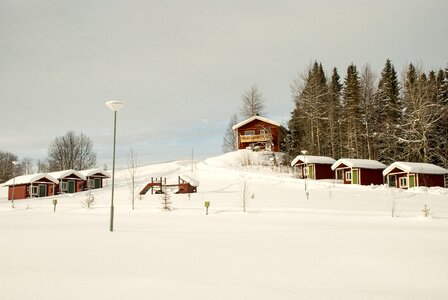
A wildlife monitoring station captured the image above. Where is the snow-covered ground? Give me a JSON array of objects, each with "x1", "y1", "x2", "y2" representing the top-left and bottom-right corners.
[{"x1": 1, "y1": 150, "x2": 447, "y2": 300}]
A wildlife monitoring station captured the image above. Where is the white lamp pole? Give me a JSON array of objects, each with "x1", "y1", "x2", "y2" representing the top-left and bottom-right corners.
[
  {"x1": 106, "y1": 100, "x2": 125, "y2": 232},
  {"x1": 11, "y1": 161, "x2": 20, "y2": 208},
  {"x1": 301, "y1": 150, "x2": 308, "y2": 193}
]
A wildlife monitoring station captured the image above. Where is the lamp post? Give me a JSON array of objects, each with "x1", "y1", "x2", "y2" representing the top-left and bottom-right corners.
[
  {"x1": 106, "y1": 100, "x2": 125, "y2": 232},
  {"x1": 11, "y1": 161, "x2": 20, "y2": 208},
  {"x1": 301, "y1": 150, "x2": 308, "y2": 193}
]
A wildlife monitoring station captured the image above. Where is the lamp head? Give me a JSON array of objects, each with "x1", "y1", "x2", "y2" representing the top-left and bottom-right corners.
[
  {"x1": 12, "y1": 161, "x2": 20, "y2": 166},
  {"x1": 301, "y1": 150, "x2": 308, "y2": 155},
  {"x1": 106, "y1": 100, "x2": 125, "y2": 112}
]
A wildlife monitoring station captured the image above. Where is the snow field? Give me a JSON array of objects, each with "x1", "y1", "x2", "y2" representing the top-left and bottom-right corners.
[{"x1": 0, "y1": 151, "x2": 447, "y2": 299}]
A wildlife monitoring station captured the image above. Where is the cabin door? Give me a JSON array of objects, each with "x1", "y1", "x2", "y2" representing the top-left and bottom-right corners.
[
  {"x1": 68, "y1": 180, "x2": 76, "y2": 193},
  {"x1": 409, "y1": 175, "x2": 415, "y2": 188},
  {"x1": 94, "y1": 178, "x2": 101, "y2": 189},
  {"x1": 352, "y1": 169, "x2": 359, "y2": 184},
  {"x1": 308, "y1": 165, "x2": 315, "y2": 180},
  {"x1": 38, "y1": 185, "x2": 47, "y2": 197}
]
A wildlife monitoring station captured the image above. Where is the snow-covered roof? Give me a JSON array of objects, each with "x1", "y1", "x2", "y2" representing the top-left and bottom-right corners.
[
  {"x1": 180, "y1": 175, "x2": 200, "y2": 187},
  {"x1": 3, "y1": 173, "x2": 59, "y2": 186},
  {"x1": 232, "y1": 116, "x2": 280, "y2": 130},
  {"x1": 49, "y1": 169, "x2": 86, "y2": 181},
  {"x1": 291, "y1": 155, "x2": 336, "y2": 167},
  {"x1": 331, "y1": 158, "x2": 386, "y2": 170},
  {"x1": 79, "y1": 168, "x2": 111, "y2": 178},
  {"x1": 383, "y1": 162, "x2": 448, "y2": 176}
]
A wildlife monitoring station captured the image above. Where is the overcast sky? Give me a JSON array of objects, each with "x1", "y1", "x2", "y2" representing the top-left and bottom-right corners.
[{"x1": 1, "y1": 0, "x2": 447, "y2": 169}]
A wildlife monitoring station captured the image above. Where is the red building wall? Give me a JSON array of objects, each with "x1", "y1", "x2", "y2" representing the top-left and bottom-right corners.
[
  {"x1": 418, "y1": 174, "x2": 445, "y2": 188},
  {"x1": 314, "y1": 164, "x2": 335, "y2": 180},
  {"x1": 359, "y1": 168, "x2": 384, "y2": 185},
  {"x1": 8, "y1": 185, "x2": 28, "y2": 200}
]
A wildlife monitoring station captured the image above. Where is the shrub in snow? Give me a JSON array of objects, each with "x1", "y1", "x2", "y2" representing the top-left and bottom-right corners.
[
  {"x1": 160, "y1": 188, "x2": 172, "y2": 211},
  {"x1": 81, "y1": 190, "x2": 95, "y2": 209}
]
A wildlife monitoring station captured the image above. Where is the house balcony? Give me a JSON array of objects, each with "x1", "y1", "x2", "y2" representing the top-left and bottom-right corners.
[{"x1": 240, "y1": 134, "x2": 272, "y2": 143}]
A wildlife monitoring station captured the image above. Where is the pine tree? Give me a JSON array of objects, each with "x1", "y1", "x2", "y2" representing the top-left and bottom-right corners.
[
  {"x1": 342, "y1": 64, "x2": 362, "y2": 158},
  {"x1": 290, "y1": 61, "x2": 329, "y2": 156},
  {"x1": 327, "y1": 67, "x2": 343, "y2": 158},
  {"x1": 375, "y1": 59, "x2": 401, "y2": 163},
  {"x1": 359, "y1": 64, "x2": 377, "y2": 159}
]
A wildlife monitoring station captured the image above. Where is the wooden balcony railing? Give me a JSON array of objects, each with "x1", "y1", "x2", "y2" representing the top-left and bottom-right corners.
[{"x1": 240, "y1": 134, "x2": 272, "y2": 143}]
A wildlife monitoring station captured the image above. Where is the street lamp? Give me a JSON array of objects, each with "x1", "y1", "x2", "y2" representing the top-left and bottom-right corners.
[
  {"x1": 301, "y1": 150, "x2": 308, "y2": 195},
  {"x1": 11, "y1": 161, "x2": 20, "y2": 208},
  {"x1": 106, "y1": 100, "x2": 125, "y2": 232}
]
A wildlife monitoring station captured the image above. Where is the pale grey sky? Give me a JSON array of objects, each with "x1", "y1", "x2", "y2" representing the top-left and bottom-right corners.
[{"x1": 1, "y1": 0, "x2": 447, "y2": 169}]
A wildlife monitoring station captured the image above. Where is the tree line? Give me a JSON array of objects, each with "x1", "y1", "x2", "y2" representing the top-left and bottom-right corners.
[
  {"x1": 224, "y1": 59, "x2": 448, "y2": 168},
  {"x1": 0, "y1": 131, "x2": 97, "y2": 183},
  {"x1": 286, "y1": 60, "x2": 448, "y2": 167}
]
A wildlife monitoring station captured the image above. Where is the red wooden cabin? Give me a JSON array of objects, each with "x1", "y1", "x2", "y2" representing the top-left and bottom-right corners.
[
  {"x1": 4, "y1": 173, "x2": 59, "y2": 200},
  {"x1": 291, "y1": 155, "x2": 336, "y2": 180},
  {"x1": 79, "y1": 169, "x2": 111, "y2": 190},
  {"x1": 49, "y1": 170, "x2": 86, "y2": 194},
  {"x1": 383, "y1": 162, "x2": 448, "y2": 189},
  {"x1": 331, "y1": 159, "x2": 386, "y2": 185},
  {"x1": 232, "y1": 116, "x2": 281, "y2": 152}
]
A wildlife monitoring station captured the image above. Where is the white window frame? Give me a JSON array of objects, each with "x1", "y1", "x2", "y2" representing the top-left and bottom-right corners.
[
  {"x1": 399, "y1": 176, "x2": 408, "y2": 188},
  {"x1": 61, "y1": 181, "x2": 68, "y2": 192},
  {"x1": 31, "y1": 186, "x2": 38, "y2": 196},
  {"x1": 260, "y1": 129, "x2": 266, "y2": 135},
  {"x1": 244, "y1": 130, "x2": 255, "y2": 136},
  {"x1": 345, "y1": 171, "x2": 352, "y2": 181},
  {"x1": 87, "y1": 179, "x2": 95, "y2": 189}
]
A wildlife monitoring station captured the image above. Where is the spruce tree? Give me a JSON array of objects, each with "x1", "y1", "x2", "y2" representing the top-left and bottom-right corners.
[
  {"x1": 375, "y1": 59, "x2": 401, "y2": 163},
  {"x1": 342, "y1": 64, "x2": 362, "y2": 158}
]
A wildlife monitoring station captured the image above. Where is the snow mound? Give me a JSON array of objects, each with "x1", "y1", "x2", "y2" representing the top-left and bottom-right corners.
[{"x1": 202, "y1": 150, "x2": 282, "y2": 168}]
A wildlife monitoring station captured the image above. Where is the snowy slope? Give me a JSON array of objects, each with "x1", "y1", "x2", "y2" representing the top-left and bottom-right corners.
[{"x1": 1, "y1": 151, "x2": 447, "y2": 300}]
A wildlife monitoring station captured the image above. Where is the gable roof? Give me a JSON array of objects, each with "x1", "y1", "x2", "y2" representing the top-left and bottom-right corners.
[
  {"x1": 331, "y1": 158, "x2": 386, "y2": 170},
  {"x1": 3, "y1": 173, "x2": 59, "y2": 186},
  {"x1": 79, "y1": 168, "x2": 111, "y2": 178},
  {"x1": 232, "y1": 116, "x2": 280, "y2": 130},
  {"x1": 291, "y1": 155, "x2": 336, "y2": 167},
  {"x1": 49, "y1": 169, "x2": 86, "y2": 181},
  {"x1": 383, "y1": 162, "x2": 448, "y2": 176}
]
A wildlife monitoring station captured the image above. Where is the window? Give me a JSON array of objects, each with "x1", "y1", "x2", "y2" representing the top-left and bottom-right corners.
[
  {"x1": 30, "y1": 186, "x2": 38, "y2": 196},
  {"x1": 87, "y1": 179, "x2": 95, "y2": 189},
  {"x1": 244, "y1": 130, "x2": 255, "y2": 136},
  {"x1": 260, "y1": 129, "x2": 266, "y2": 135},
  {"x1": 345, "y1": 171, "x2": 352, "y2": 181},
  {"x1": 399, "y1": 177, "x2": 408, "y2": 188},
  {"x1": 61, "y1": 181, "x2": 68, "y2": 192},
  {"x1": 445, "y1": 174, "x2": 448, "y2": 188}
]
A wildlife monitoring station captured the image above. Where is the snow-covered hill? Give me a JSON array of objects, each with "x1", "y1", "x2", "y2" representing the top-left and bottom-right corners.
[{"x1": 1, "y1": 150, "x2": 447, "y2": 300}]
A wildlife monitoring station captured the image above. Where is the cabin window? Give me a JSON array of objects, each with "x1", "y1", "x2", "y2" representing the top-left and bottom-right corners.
[
  {"x1": 244, "y1": 130, "x2": 255, "y2": 136},
  {"x1": 30, "y1": 186, "x2": 38, "y2": 196},
  {"x1": 61, "y1": 181, "x2": 68, "y2": 192},
  {"x1": 399, "y1": 177, "x2": 408, "y2": 188},
  {"x1": 444, "y1": 174, "x2": 448, "y2": 188},
  {"x1": 345, "y1": 171, "x2": 352, "y2": 181},
  {"x1": 87, "y1": 179, "x2": 95, "y2": 189},
  {"x1": 260, "y1": 129, "x2": 266, "y2": 135}
]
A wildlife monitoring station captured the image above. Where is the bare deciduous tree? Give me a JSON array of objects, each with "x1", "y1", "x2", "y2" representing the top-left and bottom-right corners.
[
  {"x1": 240, "y1": 85, "x2": 266, "y2": 119},
  {"x1": 127, "y1": 148, "x2": 138, "y2": 210},
  {"x1": 222, "y1": 114, "x2": 239, "y2": 153},
  {"x1": 47, "y1": 131, "x2": 97, "y2": 171}
]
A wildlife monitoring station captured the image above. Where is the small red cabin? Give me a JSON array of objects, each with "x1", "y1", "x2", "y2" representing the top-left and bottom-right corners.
[
  {"x1": 291, "y1": 155, "x2": 336, "y2": 180},
  {"x1": 49, "y1": 170, "x2": 86, "y2": 194},
  {"x1": 232, "y1": 116, "x2": 281, "y2": 152},
  {"x1": 4, "y1": 173, "x2": 59, "y2": 200},
  {"x1": 331, "y1": 158, "x2": 386, "y2": 185},
  {"x1": 79, "y1": 169, "x2": 110, "y2": 190},
  {"x1": 383, "y1": 162, "x2": 448, "y2": 189}
]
